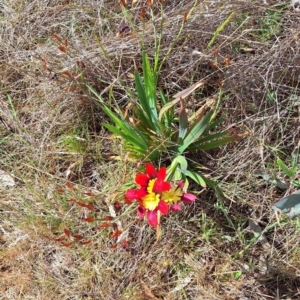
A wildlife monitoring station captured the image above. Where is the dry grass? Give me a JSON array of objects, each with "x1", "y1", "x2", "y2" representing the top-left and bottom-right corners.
[{"x1": 1, "y1": 0, "x2": 300, "y2": 299}]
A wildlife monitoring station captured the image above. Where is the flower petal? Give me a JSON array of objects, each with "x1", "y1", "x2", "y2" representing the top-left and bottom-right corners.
[
  {"x1": 146, "y1": 164, "x2": 157, "y2": 178},
  {"x1": 153, "y1": 178, "x2": 171, "y2": 194},
  {"x1": 147, "y1": 210, "x2": 158, "y2": 227},
  {"x1": 124, "y1": 196, "x2": 133, "y2": 205},
  {"x1": 157, "y1": 167, "x2": 167, "y2": 180},
  {"x1": 125, "y1": 189, "x2": 140, "y2": 200},
  {"x1": 176, "y1": 180, "x2": 184, "y2": 189},
  {"x1": 137, "y1": 206, "x2": 146, "y2": 218},
  {"x1": 125, "y1": 188, "x2": 147, "y2": 201},
  {"x1": 157, "y1": 200, "x2": 169, "y2": 215},
  {"x1": 171, "y1": 203, "x2": 181, "y2": 211},
  {"x1": 161, "y1": 181, "x2": 171, "y2": 191},
  {"x1": 135, "y1": 173, "x2": 149, "y2": 186},
  {"x1": 182, "y1": 193, "x2": 197, "y2": 204}
]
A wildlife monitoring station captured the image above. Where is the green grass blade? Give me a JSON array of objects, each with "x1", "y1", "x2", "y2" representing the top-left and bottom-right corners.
[
  {"x1": 277, "y1": 158, "x2": 295, "y2": 178},
  {"x1": 7, "y1": 95, "x2": 17, "y2": 119},
  {"x1": 207, "y1": 12, "x2": 235, "y2": 49}
]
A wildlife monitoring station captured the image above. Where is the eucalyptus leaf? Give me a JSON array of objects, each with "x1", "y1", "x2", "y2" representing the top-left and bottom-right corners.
[
  {"x1": 262, "y1": 174, "x2": 271, "y2": 182},
  {"x1": 272, "y1": 178, "x2": 288, "y2": 190},
  {"x1": 272, "y1": 190, "x2": 300, "y2": 218}
]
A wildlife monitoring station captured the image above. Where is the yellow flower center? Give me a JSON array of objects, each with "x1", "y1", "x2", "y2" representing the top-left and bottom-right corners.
[
  {"x1": 141, "y1": 179, "x2": 160, "y2": 210},
  {"x1": 147, "y1": 179, "x2": 156, "y2": 194},
  {"x1": 141, "y1": 192, "x2": 160, "y2": 210},
  {"x1": 161, "y1": 186, "x2": 183, "y2": 204}
]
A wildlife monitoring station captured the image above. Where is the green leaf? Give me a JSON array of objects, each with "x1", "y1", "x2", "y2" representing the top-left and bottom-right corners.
[
  {"x1": 134, "y1": 107, "x2": 153, "y2": 130},
  {"x1": 102, "y1": 106, "x2": 148, "y2": 146},
  {"x1": 124, "y1": 145, "x2": 160, "y2": 161},
  {"x1": 101, "y1": 106, "x2": 149, "y2": 146},
  {"x1": 141, "y1": 52, "x2": 159, "y2": 129},
  {"x1": 102, "y1": 123, "x2": 123, "y2": 137},
  {"x1": 101, "y1": 105, "x2": 124, "y2": 127},
  {"x1": 173, "y1": 156, "x2": 188, "y2": 173},
  {"x1": 167, "y1": 156, "x2": 188, "y2": 181},
  {"x1": 192, "y1": 131, "x2": 229, "y2": 145},
  {"x1": 202, "y1": 176, "x2": 223, "y2": 197},
  {"x1": 85, "y1": 84, "x2": 104, "y2": 104},
  {"x1": 192, "y1": 135, "x2": 239, "y2": 151},
  {"x1": 123, "y1": 145, "x2": 150, "y2": 158},
  {"x1": 174, "y1": 168, "x2": 185, "y2": 182},
  {"x1": 206, "y1": 118, "x2": 224, "y2": 131},
  {"x1": 277, "y1": 158, "x2": 295, "y2": 178},
  {"x1": 185, "y1": 170, "x2": 207, "y2": 188},
  {"x1": 272, "y1": 190, "x2": 300, "y2": 218},
  {"x1": 142, "y1": 53, "x2": 157, "y2": 105},
  {"x1": 103, "y1": 124, "x2": 147, "y2": 151},
  {"x1": 232, "y1": 270, "x2": 242, "y2": 279},
  {"x1": 159, "y1": 97, "x2": 181, "y2": 123},
  {"x1": 160, "y1": 90, "x2": 173, "y2": 128},
  {"x1": 135, "y1": 72, "x2": 153, "y2": 126},
  {"x1": 160, "y1": 90, "x2": 168, "y2": 106},
  {"x1": 291, "y1": 151, "x2": 299, "y2": 168},
  {"x1": 293, "y1": 180, "x2": 300, "y2": 188},
  {"x1": 178, "y1": 99, "x2": 188, "y2": 140},
  {"x1": 177, "y1": 110, "x2": 213, "y2": 154}
]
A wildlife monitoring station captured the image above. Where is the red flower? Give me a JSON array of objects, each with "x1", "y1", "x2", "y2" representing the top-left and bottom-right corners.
[
  {"x1": 125, "y1": 166, "x2": 197, "y2": 228},
  {"x1": 135, "y1": 163, "x2": 162, "y2": 186},
  {"x1": 125, "y1": 164, "x2": 171, "y2": 227}
]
